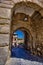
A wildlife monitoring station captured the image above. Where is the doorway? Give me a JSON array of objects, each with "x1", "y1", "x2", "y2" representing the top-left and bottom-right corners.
[{"x1": 11, "y1": 28, "x2": 33, "y2": 59}]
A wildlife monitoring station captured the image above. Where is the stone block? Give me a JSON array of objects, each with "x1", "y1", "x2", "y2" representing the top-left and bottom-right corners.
[
  {"x1": 0, "y1": 24, "x2": 10, "y2": 33},
  {"x1": 0, "y1": 3, "x2": 13, "y2": 8},
  {"x1": 0, "y1": 19, "x2": 11, "y2": 24},
  {"x1": 0, "y1": 34, "x2": 10, "y2": 46},
  {"x1": 0, "y1": 46, "x2": 10, "y2": 65},
  {"x1": 0, "y1": 0, "x2": 13, "y2": 5},
  {"x1": 0, "y1": 8, "x2": 11, "y2": 19}
]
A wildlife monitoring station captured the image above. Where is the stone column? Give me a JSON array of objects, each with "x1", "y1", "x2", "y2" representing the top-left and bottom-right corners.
[{"x1": 0, "y1": 1, "x2": 13, "y2": 65}]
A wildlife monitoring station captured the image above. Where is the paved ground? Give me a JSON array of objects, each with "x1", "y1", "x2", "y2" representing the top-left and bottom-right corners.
[
  {"x1": 5, "y1": 46, "x2": 43, "y2": 65},
  {"x1": 11, "y1": 46, "x2": 43, "y2": 62},
  {"x1": 6, "y1": 58, "x2": 43, "y2": 65}
]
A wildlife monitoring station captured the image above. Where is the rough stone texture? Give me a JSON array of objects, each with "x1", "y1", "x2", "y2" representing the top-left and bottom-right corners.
[
  {"x1": 0, "y1": 3, "x2": 13, "y2": 8},
  {"x1": 0, "y1": 0, "x2": 43, "y2": 16},
  {"x1": 0, "y1": 19, "x2": 11, "y2": 24},
  {"x1": 0, "y1": 2, "x2": 12, "y2": 65},
  {"x1": 0, "y1": 0, "x2": 43, "y2": 65},
  {"x1": 14, "y1": 6, "x2": 35, "y2": 17},
  {"x1": 30, "y1": 11, "x2": 43, "y2": 56},
  {"x1": 12, "y1": 0, "x2": 43, "y2": 7},
  {"x1": 0, "y1": 46, "x2": 10, "y2": 65},
  {"x1": 0, "y1": 34, "x2": 10, "y2": 46},
  {"x1": 0, "y1": 8, "x2": 11, "y2": 19},
  {"x1": 0, "y1": 24, "x2": 10, "y2": 33}
]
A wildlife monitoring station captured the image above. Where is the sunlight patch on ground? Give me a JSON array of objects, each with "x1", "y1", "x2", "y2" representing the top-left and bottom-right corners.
[{"x1": 5, "y1": 58, "x2": 43, "y2": 65}]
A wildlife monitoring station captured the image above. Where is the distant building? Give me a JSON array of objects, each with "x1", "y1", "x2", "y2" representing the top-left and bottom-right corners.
[
  {"x1": 12, "y1": 33, "x2": 18, "y2": 47},
  {"x1": 18, "y1": 38, "x2": 24, "y2": 44},
  {"x1": 12, "y1": 33, "x2": 24, "y2": 47}
]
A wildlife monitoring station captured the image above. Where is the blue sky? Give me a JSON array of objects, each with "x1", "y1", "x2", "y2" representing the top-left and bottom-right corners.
[{"x1": 14, "y1": 30, "x2": 24, "y2": 39}]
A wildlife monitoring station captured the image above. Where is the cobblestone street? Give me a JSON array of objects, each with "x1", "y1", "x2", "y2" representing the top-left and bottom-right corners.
[
  {"x1": 6, "y1": 58, "x2": 43, "y2": 65},
  {"x1": 5, "y1": 47, "x2": 43, "y2": 65}
]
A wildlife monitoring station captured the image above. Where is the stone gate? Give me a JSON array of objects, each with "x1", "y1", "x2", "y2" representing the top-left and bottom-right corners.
[{"x1": 0, "y1": 0, "x2": 43, "y2": 65}]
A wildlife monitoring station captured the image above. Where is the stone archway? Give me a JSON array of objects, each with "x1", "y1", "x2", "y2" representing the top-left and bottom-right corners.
[
  {"x1": 10, "y1": 12, "x2": 33, "y2": 52},
  {"x1": 0, "y1": 0, "x2": 43, "y2": 65},
  {"x1": 10, "y1": 1, "x2": 43, "y2": 56},
  {"x1": 12, "y1": 27, "x2": 33, "y2": 50}
]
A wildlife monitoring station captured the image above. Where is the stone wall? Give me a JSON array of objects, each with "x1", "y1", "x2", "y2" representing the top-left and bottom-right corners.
[
  {"x1": 0, "y1": 1, "x2": 12, "y2": 65},
  {"x1": 0, "y1": 0, "x2": 43, "y2": 65},
  {"x1": 31, "y1": 12, "x2": 43, "y2": 56},
  {"x1": 12, "y1": 12, "x2": 43, "y2": 57}
]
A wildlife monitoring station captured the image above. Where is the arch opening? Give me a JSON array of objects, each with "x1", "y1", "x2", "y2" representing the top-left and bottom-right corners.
[
  {"x1": 10, "y1": 1, "x2": 43, "y2": 58},
  {"x1": 11, "y1": 27, "x2": 33, "y2": 58},
  {"x1": 13, "y1": 28, "x2": 33, "y2": 47},
  {"x1": 12, "y1": 30, "x2": 25, "y2": 47}
]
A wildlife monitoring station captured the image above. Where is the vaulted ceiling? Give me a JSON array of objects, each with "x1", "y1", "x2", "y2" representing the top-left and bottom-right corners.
[{"x1": 0, "y1": 0, "x2": 43, "y2": 16}]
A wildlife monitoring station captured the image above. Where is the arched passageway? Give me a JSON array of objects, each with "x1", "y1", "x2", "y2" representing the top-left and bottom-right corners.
[
  {"x1": 12, "y1": 30, "x2": 25, "y2": 47},
  {"x1": 0, "y1": 1, "x2": 43, "y2": 65},
  {"x1": 11, "y1": 27, "x2": 33, "y2": 57},
  {"x1": 10, "y1": 1, "x2": 43, "y2": 58}
]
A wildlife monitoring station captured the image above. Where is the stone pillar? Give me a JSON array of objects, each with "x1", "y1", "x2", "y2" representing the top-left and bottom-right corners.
[{"x1": 0, "y1": 1, "x2": 13, "y2": 65}]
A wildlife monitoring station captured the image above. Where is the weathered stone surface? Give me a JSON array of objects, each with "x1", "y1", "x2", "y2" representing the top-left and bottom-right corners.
[
  {"x1": 12, "y1": 0, "x2": 43, "y2": 8},
  {"x1": 0, "y1": 0, "x2": 43, "y2": 8},
  {"x1": 0, "y1": 34, "x2": 10, "y2": 46},
  {"x1": 0, "y1": 8, "x2": 11, "y2": 19},
  {"x1": 0, "y1": 1, "x2": 43, "y2": 65},
  {"x1": 0, "y1": 19, "x2": 11, "y2": 24},
  {"x1": 0, "y1": 3, "x2": 13, "y2": 8},
  {"x1": 0, "y1": 46, "x2": 10, "y2": 65},
  {"x1": 14, "y1": 5, "x2": 35, "y2": 17},
  {"x1": 0, "y1": 0, "x2": 13, "y2": 5},
  {"x1": 40, "y1": 9, "x2": 43, "y2": 16},
  {"x1": 0, "y1": 24, "x2": 10, "y2": 33}
]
